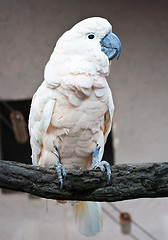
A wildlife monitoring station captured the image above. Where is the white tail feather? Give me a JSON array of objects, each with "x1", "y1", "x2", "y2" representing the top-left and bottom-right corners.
[{"x1": 73, "y1": 201, "x2": 103, "y2": 236}]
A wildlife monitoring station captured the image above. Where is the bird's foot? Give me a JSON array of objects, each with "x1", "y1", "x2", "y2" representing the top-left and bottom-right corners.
[
  {"x1": 50, "y1": 163, "x2": 66, "y2": 189},
  {"x1": 92, "y1": 146, "x2": 111, "y2": 182},
  {"x1": 93, "y1": 161, "x2": 111, "y2": 182}
]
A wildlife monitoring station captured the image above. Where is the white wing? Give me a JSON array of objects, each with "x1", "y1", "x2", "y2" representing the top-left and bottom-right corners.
[
  {"x1": 104, "y1": 87, "x2": 114, "y2": 143},
  {"x1": 29, "y1": 83, "x2": 56, "y2": 165}
]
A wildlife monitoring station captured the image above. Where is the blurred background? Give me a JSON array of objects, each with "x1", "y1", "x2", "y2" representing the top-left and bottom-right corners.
[{"x1": 0, "y1": 0, "x2": 168, "y2": 239}]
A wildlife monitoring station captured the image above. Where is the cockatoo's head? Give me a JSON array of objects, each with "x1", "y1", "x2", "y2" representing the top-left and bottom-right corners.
[{"x1": 46, "y1": 17, "x2": 121, "y2": 78}]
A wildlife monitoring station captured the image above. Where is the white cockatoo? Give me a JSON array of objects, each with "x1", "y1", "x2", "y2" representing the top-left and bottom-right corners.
[{"x1": 29, "y1": 17, "x2": 121, "y2": 236}]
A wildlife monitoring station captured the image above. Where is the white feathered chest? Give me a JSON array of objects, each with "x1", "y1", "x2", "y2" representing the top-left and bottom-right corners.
[{"x1": 43, "y1": 75, "x2": 111, "y2": 169}]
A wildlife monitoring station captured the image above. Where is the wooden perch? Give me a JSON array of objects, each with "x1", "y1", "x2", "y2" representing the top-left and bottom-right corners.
[{"x1": 0, "y1": 160, "x2": 168, "y2": 202}]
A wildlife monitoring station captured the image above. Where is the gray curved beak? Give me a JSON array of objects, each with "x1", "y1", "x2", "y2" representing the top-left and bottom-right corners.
[{"x1": 100, "y1": 32, "x2": 121, "y2": 60}]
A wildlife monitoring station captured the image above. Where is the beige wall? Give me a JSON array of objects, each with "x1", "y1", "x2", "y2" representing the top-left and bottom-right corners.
[
  {"x1": 0, "y1": 0, "x2": 125, "y2": 100},
  {"x1": 0, "y1": 1, "x2": 168, "y2": 239}
]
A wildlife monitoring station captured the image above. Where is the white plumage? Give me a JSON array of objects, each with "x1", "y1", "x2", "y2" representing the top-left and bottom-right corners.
[
  {"x1": 74, "y1": 201, "x2": 103, "y2": 236},
  {"x1": 29, "y1": 17, "x2": 120, "y2": 236}
]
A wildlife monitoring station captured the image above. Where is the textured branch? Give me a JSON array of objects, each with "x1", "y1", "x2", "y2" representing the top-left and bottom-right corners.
[{"x1": 0, "y1": 160, "x2": 168, "y2": 202}]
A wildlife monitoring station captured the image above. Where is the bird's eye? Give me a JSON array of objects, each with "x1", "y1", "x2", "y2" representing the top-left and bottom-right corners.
[{"x1": 88, "y1": 34, "x2": 95, "y2": 39}]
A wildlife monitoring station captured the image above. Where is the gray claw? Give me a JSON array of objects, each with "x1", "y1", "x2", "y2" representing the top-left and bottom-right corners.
[
  {"x1": 93, "y1": 160, "x2": 111, "y2": 182},
  {"x1": 50, "y1": 163, "x2": 66, "y2": 189}
]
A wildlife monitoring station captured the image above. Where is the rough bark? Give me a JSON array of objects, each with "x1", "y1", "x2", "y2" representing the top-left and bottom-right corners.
[{"x1": 0, "y1": 160, "x2": 167, "y2": 202}]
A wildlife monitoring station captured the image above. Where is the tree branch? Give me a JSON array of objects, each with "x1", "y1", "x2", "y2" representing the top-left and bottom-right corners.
[{"x1": 0, "y1": 160, "x2": 167, "y2": 202}]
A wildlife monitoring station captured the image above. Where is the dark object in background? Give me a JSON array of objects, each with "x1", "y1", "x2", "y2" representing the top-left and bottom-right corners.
[
  {"x1": 0, "y1": 99, "x2": 31, "y2": 164},
  {"x1": 10, "y1": 110, "x2": 29, "y2": 144},
  {"x1": 103, "y1": 131, "x2": 114, "y2": 165},
  {"x1": 120, "y1": 212, "x2": 132, "y2": 234}
]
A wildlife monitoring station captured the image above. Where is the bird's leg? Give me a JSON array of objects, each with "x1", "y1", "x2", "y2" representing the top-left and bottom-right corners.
[
  {"x1": 92, "y1": 144, "x2": 111, "y2": 182},
  {"x1": 92, "y1": 145, "x2": 100, "y2": 169},
  {"x1": 50, "y1": 148, "x2": 66, "y2": 189}
]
